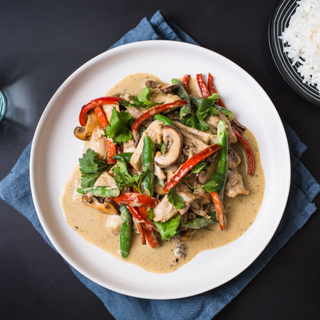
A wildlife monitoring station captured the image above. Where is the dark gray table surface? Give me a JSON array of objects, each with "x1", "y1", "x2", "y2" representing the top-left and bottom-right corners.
[{"x1": 1, "y1": 1, "x2": 320, "y2": 319}]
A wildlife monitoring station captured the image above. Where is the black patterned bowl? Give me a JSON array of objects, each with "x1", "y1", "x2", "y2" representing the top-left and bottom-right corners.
[{"x1": 269, "y1": 0, "x2": 320, "y2": 106}]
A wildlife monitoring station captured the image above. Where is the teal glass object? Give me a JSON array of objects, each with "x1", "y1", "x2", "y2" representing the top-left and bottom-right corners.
[{"x1": 0, "y1": 90, "x2": 6, "y2": 123}]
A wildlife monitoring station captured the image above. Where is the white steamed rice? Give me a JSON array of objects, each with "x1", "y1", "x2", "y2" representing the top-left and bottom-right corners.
[{"x1": 280, "y1": 0, "x2": 320, "y2": 92}]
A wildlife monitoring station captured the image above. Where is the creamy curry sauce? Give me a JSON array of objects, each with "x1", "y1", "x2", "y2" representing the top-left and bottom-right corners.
[{"x1": 60, "y1": 73, "x2": 265, "y2": 274}]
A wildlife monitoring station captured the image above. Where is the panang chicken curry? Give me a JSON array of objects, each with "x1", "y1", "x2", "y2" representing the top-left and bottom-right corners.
[{"x1": 60, "y1": 73, "x2": 265, "y2": 273}]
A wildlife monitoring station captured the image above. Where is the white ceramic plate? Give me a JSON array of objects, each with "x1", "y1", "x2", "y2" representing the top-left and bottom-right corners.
[{"x1": 30, "y1": 40, "x2": 290, "y2": 299}]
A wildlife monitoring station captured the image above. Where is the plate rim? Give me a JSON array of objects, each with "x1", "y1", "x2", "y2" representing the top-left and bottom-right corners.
[{"x1": 30, "y1": 39, "x2": 291, "y2": 299}]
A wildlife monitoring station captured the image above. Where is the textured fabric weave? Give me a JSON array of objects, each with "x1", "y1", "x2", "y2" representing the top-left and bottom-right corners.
[{"x1": 1, "y1": 11, "x2": 319, "y2": 320}]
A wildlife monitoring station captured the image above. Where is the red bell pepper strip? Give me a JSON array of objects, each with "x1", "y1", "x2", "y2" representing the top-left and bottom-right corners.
[
  {"x1": 106, "y1": 138, "x2": 116, "y2": 164},
  {"x1": 93, "y1": 105, "x2": 109, "y2": 128},
  {"x1": 207, "y1": 73, "x2": 246, "y2": 133},
  {"x1": 210, "y1": 192, "x2": 226, "y2": 231},
  {"x1": 207, "y1": 73, "x2": 226, "y2": 108},
  {"x1": 112, "y1": 193, "x2": 159, "y2": 208},
  {"x1": 129, "y1": 206, "x2": 158, "y2": 231},
  {"x1": 143, "y1": 222, "x2": 159, "y2": 248},
  {"x1": 196, "y1": 74, "x2": 210, "y2": 98},
  {"x1": 131, "y1": 100, "x2": 187, "y2": 145},
  {"x1": 79, "y1": 96, "x2": 120, "y2": 126},
  {"x1": 131, "y1": 214, "x2": 146, "y2": 245},
  {"x1": 92, "y1": 105, "x2": 116, "y2": 164},
  {"x1": 163, "y1": 144, "x2": 221, "y2": 193},
  {"x1": 232, "y1": 127, "x2": 255, "y2": 176},
  {"x1": 182, "y1": 74, "x2": 191, "y2": 94}
]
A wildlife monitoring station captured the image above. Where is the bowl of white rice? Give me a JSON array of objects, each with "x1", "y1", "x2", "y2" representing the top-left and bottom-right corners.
[{"x1": 269, "y1": 0, "x2": 320, "y2": 106}]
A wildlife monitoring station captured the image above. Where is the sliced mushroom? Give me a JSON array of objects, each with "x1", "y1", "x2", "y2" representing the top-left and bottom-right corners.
[
  {"x1": 195, "y1": 160, "x2": 219, "y2": 185},
  {"x1": 82, "y1": 193, "x2": 118, "y2": 215},
  {"x1": 74, "y1": 110, "x2": 99, "y2": 141},
  {"x1": 154, "y1": 126, "x2": 183, "y2": 168},
  {"x1": 160, "y1": 83, "x2": 179, "y2": 93},
  {"x1": 145, "y1": 80, "x2": 159, "y2": 89}
]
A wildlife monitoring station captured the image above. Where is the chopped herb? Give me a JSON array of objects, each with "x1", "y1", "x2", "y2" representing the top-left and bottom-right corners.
[
  {"x1": 79, "y1": 149, "x2": 113, "y2": 188},
  {"x1": 201, "y1": 173, "x2": 226, "y2": 193},
  {"x1": 167, "y1": 187, "x2": 184, "y2": 209},
  {"x1": 154, "y1": 215, "x2": 181, "y2": 240},
  {"x1": 187, "y1": 161, "x2": 207, "y2": 177},
  {"x1": 112, "y1": 155, "x2": 147, "y2": 194},
  {"x1": 197, "y1": 98, "x2": 219, "y2": 122},
  {"x1": 105, "y1": 108, "x2": 132, "y2": 143},
  {"x1": 119, "y1": 86, "x2": 161, "y2": 110}
]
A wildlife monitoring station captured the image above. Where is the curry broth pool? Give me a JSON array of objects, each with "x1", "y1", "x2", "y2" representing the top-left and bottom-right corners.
[{"x1": 60, "y1": 73, "x2": 265, "y2": 274}]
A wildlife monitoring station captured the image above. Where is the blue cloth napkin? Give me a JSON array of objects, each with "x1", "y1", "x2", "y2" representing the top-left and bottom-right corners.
[{"x1": 1, "y1": 11, "x2": 319, "y2": 320}]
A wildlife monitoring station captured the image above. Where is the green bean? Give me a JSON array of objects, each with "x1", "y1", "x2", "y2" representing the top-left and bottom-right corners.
[
  {"x1": 77, "y1": 187, "x2": 120, "y2": 198},
  {"x1": 142, "y1": 135, "x2": 155, "y2": 196},
  {"x1": 171, "y1": 78, "x2": 192, "y2": 117},
  {"x1": 154, "y1": 114, "x2": 173, "y2": 126},
  {"x1": 147, "y1": 208, "x2": 154, "y2": 220},
  {"x1": 182, "y1": 212, "x2": 218, "y2": 229},
  {"x1": 120, "y1": 206, "x2": 132, "y2": 259},
  {"x1": 113, "y1": 153, "x2": 133, "y2": 163},
  {"x1": 216, "y1": 120, "x2": 228, "y2": 199},
  {"x1": 190, "y1": 96, "x2": 202, "y2": 108}
]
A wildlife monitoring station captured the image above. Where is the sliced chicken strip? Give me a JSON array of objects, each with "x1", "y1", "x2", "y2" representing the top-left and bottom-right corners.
[
  {"x1": 172, "y1": 121, "x2": 213, "y2": 144},
  {"x1": 83, "y1": 126, "x2": 108, "y2": 160},
  {"x1": 225, "y1": 168, "x2": 249, "y2": 197}
]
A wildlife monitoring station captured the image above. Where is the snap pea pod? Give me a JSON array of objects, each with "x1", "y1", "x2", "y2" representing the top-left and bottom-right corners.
[
  {"x1": 142, "y1": 135, "x2": 155, "y2": 196},
  {"x1": 171, "y1": 78, "x2": 192, "y2": 117},
  {"x1": 182, "y1": 212, "x2": 218, "y2": 229},
  {"x1": 216, "y1": 120, "x2": 228, "y2": 199},
  {"x1": 190, "y1": 96, "x2": 234, "y2": 120},
  {"x1": 209, "y1": 120, "x2": 228, "y2": 231},
  {"x1": 120, "y1": 206, "x2": 132, "y2": 259},
  {"x1": 154, "y1": 114, "x2": 173, "y2": 126},
  {"x1": 113, "y1": 152, "x2": 133, "y2": 163},
  {"x1": 77, "y1": 187, "x2": 120, "y2": 198}
]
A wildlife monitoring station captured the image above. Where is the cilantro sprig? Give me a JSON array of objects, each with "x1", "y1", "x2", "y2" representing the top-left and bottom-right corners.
[
  {"x1": 181, "y1": 93, "x2": 220, "y2": 132},
  {"x1": 79, "y1": 149, "x2": 113, "y2": 188},
  {"x1": 119, "y1": 86, "x2": 161, "y2": 110},
  {"x1": 167, "y1": 187, "x2": 185, "y2": 210},
  {"x1": 154, "y1": 215, "x2": 181, "y2": 240},
  {"x1": 184, "y1": 172, "x2": 226, "y2": 193},
  {"x1": 105, "y1": 108, "x2": 132, "y2": 143},
  {"x1": 112, "y1": 155, "x2": 147, "y2": 194}
]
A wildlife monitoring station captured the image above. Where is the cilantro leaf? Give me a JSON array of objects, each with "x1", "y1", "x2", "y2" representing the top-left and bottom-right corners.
[
  {"x1": 196, "y1": 120, "x2": 210, "y2": 132},
  {"x1": 137, "y1": 85, "x2": 152, "y2": 102},
  {"x1": 105, "y1": 108, "x2": 132, "y2": 144},
  {"x1": 207, "y1": 93, "x2": 220, "y2": 102},
  {"x1": 187, "y1": 162, "x2": 207, "y2": 176},
  {"x1": 202, "y1": 173, "x2": 226, "y2": 193},
  {"x1": 167, "y1": 187, "x2": 185, "y2": 210},
  {"x1": 112, "y1": 156, "x2": 146, "y2": 193},
  {"x1": 181, "y1": 114, "x2": 198, "y2": 128},
  {"x1": 79, "y1": 149, "x2": 113, "y2": 188},
  {"x1": 197, "y1": 98, "x2": 218, "y2": 122},
  {"x1": 154, "y1": 215, "x2": 181, "y2": 240},
  {"x1": 119, "y1": 86, "x2": 161, "y2": 110},
  {"x1": 119, "y1": 97, "x2": 143, "y2": 108},
  {"x1": 181, "y1": 114, "x2": 209, "y2": 132}
]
